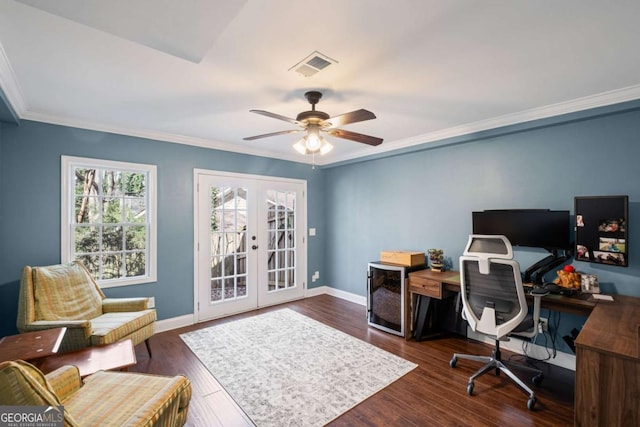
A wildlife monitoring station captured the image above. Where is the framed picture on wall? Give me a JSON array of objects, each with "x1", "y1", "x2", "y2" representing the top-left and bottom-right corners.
[{"x1": 574, "y1": 195, "x2": 629, "y2": 267}]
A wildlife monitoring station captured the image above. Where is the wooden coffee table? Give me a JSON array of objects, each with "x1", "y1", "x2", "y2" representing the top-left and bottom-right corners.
[
  {"x1": 0, "y1": 327, "x2": 67, "y2": 363},
  {"x1": 38, "y1": 339, "x2": 137, "y2": 377}
]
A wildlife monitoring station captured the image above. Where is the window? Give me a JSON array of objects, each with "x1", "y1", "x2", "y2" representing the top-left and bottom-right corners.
[{"x1": 61, "y1": 156, "x2": 157, "y2": 288}]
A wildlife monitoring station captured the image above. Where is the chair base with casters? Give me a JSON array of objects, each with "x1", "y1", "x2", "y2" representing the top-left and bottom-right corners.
[{"x1": 450, "y1": 338, "x2": 543, "y2": 410}]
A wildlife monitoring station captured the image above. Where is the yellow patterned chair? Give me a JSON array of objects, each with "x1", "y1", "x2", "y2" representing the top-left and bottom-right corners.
[
  {"x1": 0, "y1": 360, "x2": 191, "y2": 426},
  {"x1": 17, "y1": 261, "x2": 156, "y2": 355}
]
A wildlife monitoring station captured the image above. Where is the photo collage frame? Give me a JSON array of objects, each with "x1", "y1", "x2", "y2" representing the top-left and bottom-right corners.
[{"x1": 575, "y1": 195, "x2": 628, "y2": 267}]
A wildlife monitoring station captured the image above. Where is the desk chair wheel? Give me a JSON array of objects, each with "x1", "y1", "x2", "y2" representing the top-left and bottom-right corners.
[
  {"x1": 449, "y1": 357, "x2": 457, "y2": 368},
  {"x1": 527, "y1": 396, "x2": 536, "y2": 410},
  {"x1": 532, "y1": 373, "x2": 544, "y2": 386},
  {"x1": 467, "y1": 381, "x2": 474, "y2": 395}
]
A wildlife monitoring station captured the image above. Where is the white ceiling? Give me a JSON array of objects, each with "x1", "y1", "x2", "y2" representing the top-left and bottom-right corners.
[{"x1": 1, "y1": 0, "x2": 639, "y2": 166}]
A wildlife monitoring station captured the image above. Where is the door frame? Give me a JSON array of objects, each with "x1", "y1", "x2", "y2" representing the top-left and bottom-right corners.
[{"x1": 193, "y1": 169, "x2": 308, "y2": 323}]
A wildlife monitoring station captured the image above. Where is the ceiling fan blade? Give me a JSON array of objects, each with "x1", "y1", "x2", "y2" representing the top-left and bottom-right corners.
[
  {"x1": 327, "y1": 129, "x2": 383, "y2": 146},
  {"x1": 243, "y1": 129, "x2": 303, "y2": 141},
  {"x1": 249, "y1": 110, "x2": 302, "y2": 126},
  {"x1": 323, "y1": 109, "x2": 376, "y2": 128}
]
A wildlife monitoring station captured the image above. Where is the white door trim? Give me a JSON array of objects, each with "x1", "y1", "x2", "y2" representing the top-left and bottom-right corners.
[{"x1": 193, "y1": 169, "x2": 307, "y2": 323}]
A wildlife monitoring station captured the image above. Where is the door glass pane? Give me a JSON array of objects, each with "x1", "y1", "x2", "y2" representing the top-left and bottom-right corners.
[
  {"x1": 266, "y1": 190, "x2": 296, "y2": 292},
  {"x1": 209, "y1": 186, "x2": 248, "y2": 303}
]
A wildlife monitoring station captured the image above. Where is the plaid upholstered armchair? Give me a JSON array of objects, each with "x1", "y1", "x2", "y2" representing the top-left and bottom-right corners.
[
  {"x1": 0, "y1": 360, "x2": 191, "y2": 426},
  {"x1": 17, "y1": 261, "x2": 156, "y2": 355}
]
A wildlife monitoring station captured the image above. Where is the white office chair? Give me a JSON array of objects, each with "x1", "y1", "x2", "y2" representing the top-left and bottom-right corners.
[{"x1": 450, "y1": 235, "x2": 544, "y2": 410}]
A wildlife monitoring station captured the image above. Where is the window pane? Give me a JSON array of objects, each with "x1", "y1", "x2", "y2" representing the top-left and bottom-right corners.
[
  {"x1": 124, "y1": 198, "x2": 146, "y2": 223},
  {"x1": 277, "y1": 271, "x2": 286, "y2": 289},
  {"x1": 75, "y1": 226, "x2": 99, "y2": 253},
  {"x1": 101, "y1": 170, "x2": 122, "y2": 196},
  {"x1": 125, "y1": 252, "x2": 146, "y2": 277},
  {"x1": 237, "y1": 275, "x2": 247, "y2": 297},
  {"x1": 124, "y1": 172, "x2": 146, "y2": 197},
  {"x1": 224, "y1": 277, "x2": 235, "y2": 298},
  {"x1": 103, "y1": 226, "x2": 123, "y2": 252},
  {"x1": 211, "y1": 279, "x2": 222, "y2": 302},
  {"x1": 211, "y1": 255, "x2": 224, "y2": 279},
  {"x1": 268, "y1": 271, "x2": 276, "y2": 291},
  {"x1": 102, "y1": 198, "x2": 122, "y2": 223},
  {"x1": 102, "y1": 254, "x2": 123, "y2": 279},
  {"x1": 78, "y1": 255, "x2": 99, "y2": 276},
  {"x1": 125, "y1": 225, "x2": 146, "y2": 250},
  {"x1": 287, "y1": 268, "x2": 295, "y2": 288},
  {"x1": 75, "y1": 196, "x2": 100, "y2": 224},
  {"x1": 74, "y1": 168, "x2": 97, "y2": 196}
]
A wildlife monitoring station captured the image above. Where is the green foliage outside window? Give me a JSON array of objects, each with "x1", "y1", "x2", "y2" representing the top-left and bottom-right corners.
[{"x1": 74, "y1": 167, "x2": 148, "y2": 281}]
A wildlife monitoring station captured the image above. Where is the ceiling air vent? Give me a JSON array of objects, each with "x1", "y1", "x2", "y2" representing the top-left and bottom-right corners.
[{"x1": 289, "y1": 51, "x2": 337, "y2": 77}]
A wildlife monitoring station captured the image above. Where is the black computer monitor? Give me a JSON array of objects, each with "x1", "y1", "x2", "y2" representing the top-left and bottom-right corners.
[{"x1": 472, "y1": 209, "x2": 571, "y2": 250}]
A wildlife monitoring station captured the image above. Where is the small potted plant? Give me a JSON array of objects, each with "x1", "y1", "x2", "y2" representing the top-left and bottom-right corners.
[{"x1": 428, "y1": 249, "x2": 444, "y2": 272}]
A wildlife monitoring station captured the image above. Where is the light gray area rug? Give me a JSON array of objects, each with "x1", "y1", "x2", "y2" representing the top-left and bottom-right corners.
[{"x1": 180, "y1": 308, "x2": 417, "y2": 427}]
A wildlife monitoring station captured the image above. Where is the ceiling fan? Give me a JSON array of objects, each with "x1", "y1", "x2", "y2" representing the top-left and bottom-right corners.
[{"x1": 244, "y1": 91, "x2": 383, "y2": 156}]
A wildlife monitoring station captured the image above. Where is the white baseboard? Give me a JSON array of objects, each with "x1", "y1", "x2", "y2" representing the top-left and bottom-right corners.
[
  {"x1": 153, "y1": 287, "x2": 367, "y2": 334},
  {"x1": 152, "y1": 286, "x2": 575, "y2": 371},
  {"x1": 307, "y1": 285, "x2": 367, "y2": 306},
  {"x1": 154, "y1": 314, "x2": 195, "y2": 333}
]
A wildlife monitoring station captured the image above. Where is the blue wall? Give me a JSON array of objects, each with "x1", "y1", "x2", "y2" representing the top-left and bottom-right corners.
[
  {"x1": 2, "y1": 100, "x2": 640, "y2": 356},
  {"x1": 323, "y1": 103, "x2": 640, "y2": 353},
  {"x1": 0, "y1": 120, "x2": 325, "y2": 336}
]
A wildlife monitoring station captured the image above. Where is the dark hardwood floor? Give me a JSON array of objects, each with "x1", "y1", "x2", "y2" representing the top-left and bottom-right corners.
[{"x1": 131, "y1": 295, "x2": 575, "y2": 426}]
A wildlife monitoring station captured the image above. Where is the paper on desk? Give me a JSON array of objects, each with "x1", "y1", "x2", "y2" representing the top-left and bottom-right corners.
[{"x1": 592, "y1": 294, "x2": 614, "y2": 301}]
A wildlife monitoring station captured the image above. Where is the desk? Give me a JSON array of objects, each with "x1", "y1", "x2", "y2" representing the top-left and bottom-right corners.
[
  {"x1": 405, "y1": 269, "x2": 640, "y2": 426},
  {"x1": 574, "y1": 295, "x2": 639, "y2": 426},
  {"x1": 406, "y1": 270, "x2": 597, "y2": 341},
  {"x1": 0, "y1": 327, "x2": 66, "y2": 363},
  {"x1": 405, "y1": 269, "x2": 461, "y2": 340}
]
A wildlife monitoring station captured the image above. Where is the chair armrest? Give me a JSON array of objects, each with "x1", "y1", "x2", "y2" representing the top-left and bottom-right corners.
[
  {"x1": 102, "y1": 297, "x2": 149, "y2": 313},
  {"x1": 20, "y1": 320, "x2": 91, "y2": 331},
  {"x1": 122, "y1": 375, "x2": 192, "y2": 427},
  {"x1": 45, "y1": 365, "x2": 81, "y2": 402},
  {"x1": 530, "y1": 294, "x2": 544, "y2": 324}
]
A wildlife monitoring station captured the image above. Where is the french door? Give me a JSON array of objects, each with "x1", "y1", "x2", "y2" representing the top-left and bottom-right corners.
[{"x1": 194, "y1": 170, "x2": 306, "y2": 321}]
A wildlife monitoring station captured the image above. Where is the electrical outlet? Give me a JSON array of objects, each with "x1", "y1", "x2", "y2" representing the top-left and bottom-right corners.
[
  {"x1": 148, "y1": 297, "x2": 155, "y2": 308},
  {"x1": 538, "y1": 317, "x2": 548, "y2": 333}
]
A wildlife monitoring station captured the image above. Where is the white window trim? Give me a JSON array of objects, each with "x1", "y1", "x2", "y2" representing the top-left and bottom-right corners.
[{"x1": 61, "y1": 155, "x2": 157, "y2": 288}]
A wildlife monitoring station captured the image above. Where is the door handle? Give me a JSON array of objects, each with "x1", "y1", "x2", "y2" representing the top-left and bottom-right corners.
[{"x1": 252, "y1": 245, "x2": 258, "y2": 250}]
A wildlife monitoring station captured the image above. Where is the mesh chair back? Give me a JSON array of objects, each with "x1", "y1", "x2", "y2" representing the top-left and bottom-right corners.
[{"x1": 459, "y1": 235, "x2": 527, "y2": 339}]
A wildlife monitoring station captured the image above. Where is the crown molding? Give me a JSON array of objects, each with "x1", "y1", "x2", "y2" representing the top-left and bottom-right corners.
[
  {"x1": 318, "y1": 84, "x2": 640, "y2": 166},
  {"x1": 4, "y1": 41, "x2": 640, "y2": 169},
  {"x1": 20, "y1": 109, "x2": 313, "y2": 165},
  {"x1": 0, "y1": 40, "x2": 27, "y2": 118}
]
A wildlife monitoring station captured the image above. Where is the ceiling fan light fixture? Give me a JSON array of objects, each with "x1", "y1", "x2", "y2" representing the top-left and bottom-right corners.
[
  {"x1": 305, "y1": 127, "x2": 323, "y2": 152},
  {"x1": 293, "y1": 139, "x2": 307, "y2": 155},
  {"x1": 293, "y1": 132, "x2": 333, "y2": 156},
  {"x1": 320, "y1": 140, "x2": 333, "y2": 155}
]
